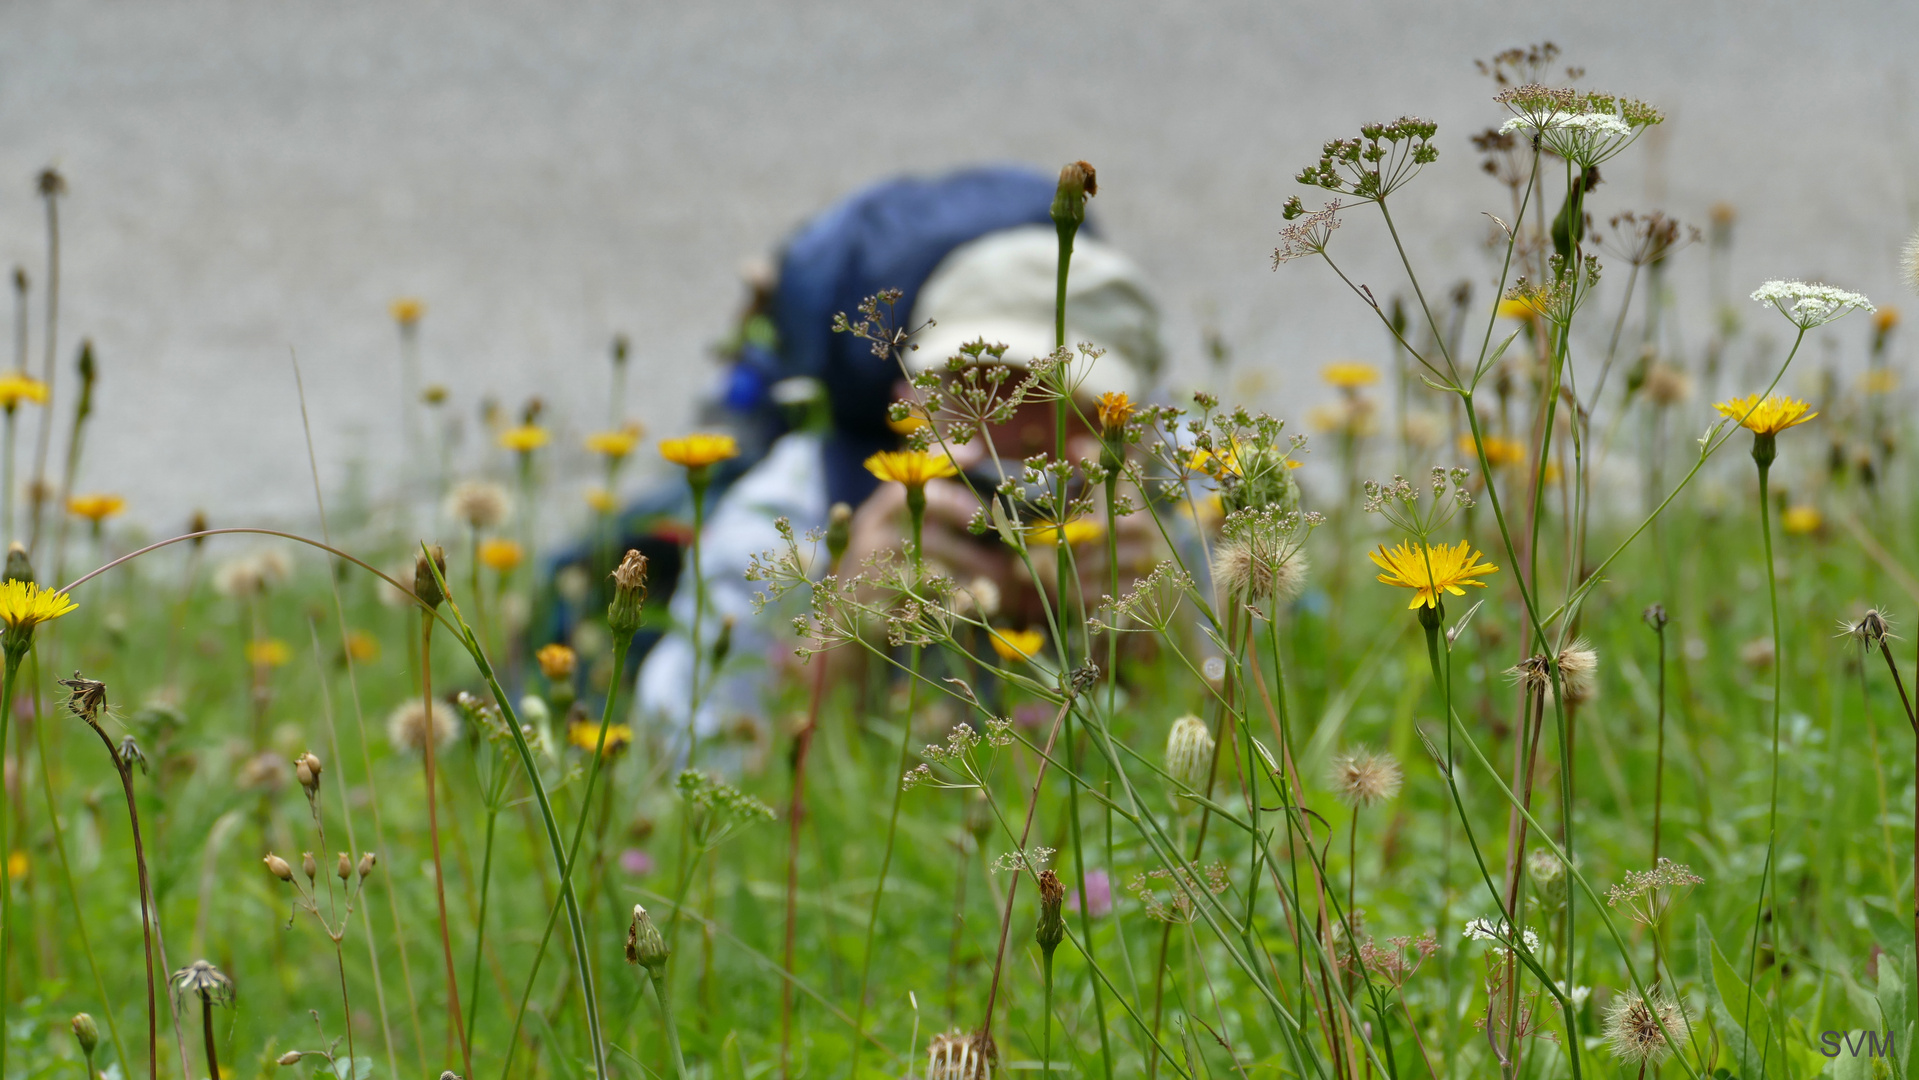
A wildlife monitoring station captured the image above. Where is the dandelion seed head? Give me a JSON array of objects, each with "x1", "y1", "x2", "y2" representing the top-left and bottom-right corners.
[
  {"x1": 445, "y1": 480, "x2": 513, "y2": 531},
  {"x1": 386, "y1": 697, "x2": 460, "y2": 754},
  {"x1": 1603, "y1": 990, "x2": 1689, "y2": 1066},
  {"x1": 1327, "y1": 748, "x2": 1403, "y2": 807}
]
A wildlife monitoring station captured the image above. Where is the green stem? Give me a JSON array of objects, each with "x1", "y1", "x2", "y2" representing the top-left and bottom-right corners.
[
  {"x1": 0, "y1": 648, "x2": 16, "y2": 1080},
  {"x1": 1042, "y1": 949, "x2": 1056, "y2": 1079},
  {"x1": 848, "y1": 643, "x2": 923, "y2": 1080},
  {"x1": 464, "y1": 800, "x2": 501, "y2": 1050},
  {"x1": 1739, "y1": 455, "x2": 1782, "y2": 1078},
  {"x1": 687, "y1": 472, "x2": 709, "y2": 762},
  {"x1": 652, "y1": 971, "x2": 691, "y2": 1080}
]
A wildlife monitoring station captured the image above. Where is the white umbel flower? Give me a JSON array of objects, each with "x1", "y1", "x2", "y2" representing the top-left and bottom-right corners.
[{"x1": 1750, "y1": 280, "x2": 1874, "y2": 329}]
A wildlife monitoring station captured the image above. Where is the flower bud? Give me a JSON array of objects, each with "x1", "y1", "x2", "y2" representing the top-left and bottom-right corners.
[
  {"x1": 264, "y1": 853, "x2": 293, "y2": 882},
  {"x1": 712, "y1": 615, "x2": 736, "y2": 671},
  {"x1": 413, "y1": 544, "x2": 448, "y2": 609},
  {"x1": 71, "y1": 1012, "x2": 99, "y2": 1056},
  {"x1": 5, "y1": 542, "x2": 32, "y2": 585},
  {"x1": 625, "y1": 903, "x2": 669, "y2": 973},
  {"x1": 337, "y1": 852, "x2": 352, "y2": 881},
  {"x1": 1050, "y1": 160, "x2": 1097, "y2": 229},
  {"x1": 826, "y1": 502, "x2": 853, "y2": 568},
  {"x1": 277, "y1": 1050, "x2": 304, "y2": 1066},
  {"x1": 1035, "y1": 869, "x2": 1065, "y2": 953},
  {"x1": 1164, "y1": 714, "x2": 1215, "y2": 795},
  {"x1": 296, "y1": 751, "x2": 323, "y2": 794},
  {"x1": 607, "y1": 549, "x2": 649, "y2": 636},
  {"x1": 302, "y1": 851, "x2": 317, "y2": 883},
  {"x1": 358, "y1": 852, "x2": 378, "y2": 879}
]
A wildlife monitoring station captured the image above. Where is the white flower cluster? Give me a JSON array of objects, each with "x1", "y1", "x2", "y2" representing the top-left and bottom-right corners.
[
  {"x1": 1750, "y1": 279, "x2": 1876, "y2": 329},
  {"x1": 1497, "y1": 113, "x2": 1631, "y2": 139},
  {"x1": 1461, "y1": 916, "x2": 1542, "y2": 953},
  {"x1": 1499, "y1": 105, "x2": 1645, "y2": 166}
]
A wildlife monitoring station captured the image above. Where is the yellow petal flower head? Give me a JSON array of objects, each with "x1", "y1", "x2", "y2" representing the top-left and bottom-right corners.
[
  {"x1": 586, "y1": 427, "x2": 642, "y2": 460},
  {"x1": 344, "y1": 629, "x2": 380, "y2": 663},
  {"x1": 1321, "y1": 361, "x2": 1380, "y2": 389},
  {"x1": 1497, "y1": 295, "x2": 1545, "y2": 321},
  {"x1": 1096, "y1": 391, "x2": 1135, "y2": 434},
  {"x1": 1370, "y1": 540, "x2": 1499, "y2": 610},
  {"x1": 0, "y1": 580, "x2": 76, "y2": 642},
  {"x1": 885, "y1": 402, "x2": 929, "y2": 435},
  {"x1": 1029, "y1": 519, "x2": 1104, "y2": 547},
  {"x1": 479, "y1": 538, "x2": 524, "y2": 573},
  {"x1": 990, "y1": 627, "x2": 1046, "y2": 663},
  {"x1": 499, "y1": 425, "x2": 550, "y2": 452},
  {"x1": 864, "y1": 450, "x2": 959, "y2": 489},
  {"x1": 66, "y1": 494, "x2": 126, "y2": 523},
  {"x1": 660, "y1": 433, "x2": 740, "y2": 469},
  {"x1": 585, "y1": 487, "x2": 618, "y2": 514},
  {"x1": 568, "y1": 717, "x2": 634, "y2": 757},
  {"x1": 0, "y1": 373, "x2": 49, "y2": 410},
  {"x1": 246, "y1": 638, "x2": 292, "y2": 668},
  {"x1": 389, "y1": 297, "x2": 425, "y2": 326},
  {"x1": 1460, "y1": 434, "x2": 1527, "y2": 469},
  {"x1": 1781, "y1": 505, "x2": 1822, "y2": 536},
  {"x1": 1715, "y1": 394, "x2": 1815, "y2": 436}
]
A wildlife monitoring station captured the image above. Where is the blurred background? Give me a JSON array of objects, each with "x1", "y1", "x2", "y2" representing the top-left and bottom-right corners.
[{"x1": 0, "y1": 0, "x2": 1913, "y2": 527}]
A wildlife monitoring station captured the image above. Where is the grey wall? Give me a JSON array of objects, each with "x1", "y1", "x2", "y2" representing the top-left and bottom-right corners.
[{"x1": 0, "y1": 0, "x2": 1912, "y2": 529}]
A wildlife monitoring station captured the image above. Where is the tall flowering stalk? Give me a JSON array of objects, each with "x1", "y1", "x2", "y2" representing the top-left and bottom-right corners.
[{"x1": 659, "y1": 432, "x2": 739, "y2": 756}]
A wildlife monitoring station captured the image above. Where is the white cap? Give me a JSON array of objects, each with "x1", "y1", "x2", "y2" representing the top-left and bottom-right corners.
[{"x1": 907, "y1": 225, "x2": 1163, "y2": 399}]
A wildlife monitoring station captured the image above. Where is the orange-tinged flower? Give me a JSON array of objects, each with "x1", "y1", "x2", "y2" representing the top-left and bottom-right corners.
[
  {"x1": 1875, "y1": 306, "x2": 1900, "y2": 335},
  {"x1": 660, "y1": 433, "x2": 740, "y2": 469},
  {"x1": 1096, "y1": 391, "x2": 1135, "y2": 433},
  {"x1": 1460, "y1": 434, "x2": 1527, "y2": 468},
  {"x1": 1029, "y1": 519, "x2": 1104, "y2": 547},
  {"x1": 67, "y1": 494, "x2": 126, "y2": 523},
  {"x1": 0, "y1": 373, "x2": 49, "y2": 410},
  {"x1": 345, "y1": 629, "x2": 380, "y2": 663},
  {"x1": 389, "y1": 297, "x2": 425, "y2": 326},
  {"x1": 1781, "y1": 505, "x2": 1822, "y2": 536},
  {"x1": 989, "y1": 627, "x2": 1046, "y2": 663},
  {"x1": 499, "y1": 425, "x2": 550, "y2": 452},
  {"x1": 479, "y1": 538, "x2": 524, "y2": 573},
  {"x1": 585, "y1": 487, "x2": 618, "y2": 514},
  {"x1": 1715, "y1": 394, "x2": 1816, "y2": 436},
  {"x1": 1370, "y1": 540, "x2": 1499, "y2": 610},
  {"x1": 586, "y1": 427, "x2": 642, "y2": 459},
  {"x1": 1321, "y1": 361, "x2": 1380, "y2": 389},
  {"x1": 537, "y1": 643, "x2": 578, "y2": 680},
  {"x1": 246, "y1": 638, "x2": 292, "y2": 668},
  {"x1": 864, "y1": 450, "x2": 959, "y2": 489}
]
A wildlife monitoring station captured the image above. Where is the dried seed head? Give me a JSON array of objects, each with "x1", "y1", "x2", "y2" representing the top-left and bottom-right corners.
[
  {"x1": 1602, "y1": 989, "x2": 1689, "y2": 1066},
  {"x1": 336, "y1": 852, "x2": 352, "y2": 881},
  {"x1": 295, "y1": 751, "x2": 323, "y2": 794},
  {"x1": 1035, "y1": 869, "x2": 1066, "y2": 952},
  {"x1": 608, "y1": 549, "x2": 649, "y2": 635},
  {"x1": 70, "y1": 1013, "x2": 98, "y2": 1056},
  {"x1": 413, "y1": 545, "x2": 448, "y2": 609},
  {"x1": 1845, "y1": 608, "x2": 1894, "y2": 647},
  {"x1": 301, "y1": 852, "x2": 317, "y2": 882},
  {"x1": 264, "y1": 853, "x2": 293, "y2": 882},
  {"x1": 625, "y1": 904, "x2": 669, "y2": 972},
  {"x1": 444, "y1": 479, "x2": 513, "y2": 531},
  {"x1": 1211, "y1": 537, "x2": 1310, "y2": 603},
  {"x1": 927, "y1": 1029, "x2": 998, "y2": 1080},
  {"x1": 169, "y1": 959, "x2": 235, "y2": 1008},
  {"x1": 1327, "y1": 749, "x2": 1404, "y2": 808},
  {"x1": 1553, "y1": 639, "x2": 1599, "y2": 705},
  {"x1": 1051, "y1": 160, "x2": 1097, "y2": 229},
  {"x1": 358, "y1": 852, "x2": 378, "y2": 879},
  {"x1": 1164, "y1": 714, "x2": 1215, "y2": 795}
]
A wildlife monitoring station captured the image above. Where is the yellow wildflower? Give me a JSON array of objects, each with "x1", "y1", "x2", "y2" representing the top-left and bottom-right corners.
[
  {"x1": 67, "y1": 494, "x2": 126, "y2": 523},
  {"x1": 389, "y1": 297, "x2": 425, "y2": 326},
  {"x1": 586, "y1": 427, "x2": 642, "y2": 459},
  {"x1": 568, "y1": 717, "x2": 634, "y2": 756},
  {"x1": 1369, "y1": 540, "x2": 1500, "y2": 610},
  {"x1": 1460, "y1": 434, "x2": 1527, "y2": 468},
  {"x1": 864, "y1": 450, "x2": 959, "y2": 489},
  {"x1": 1096, "y1": 391, "x2": 1135, "y2": 433},
  {"x1": 659, "y1": 433, "x2": 740, "y2": 468},
  {"x1": 1321, "y1": 361, "x2": 1380, "y2": 389},
  {"x1": 344, "y1": 630, "x2": 380, "y2": 664},
  {"x1": 989, "y1": 627, "x2": 1046, "y2": 663},
  {"x1": 0, "y1": 580, "x2": 76, "y2": 633},
  {"x1": 5, "y1": 851, "x2": 23, "y2": 881},
  {"x1": 537, "y1": 643, "x2": 578, "y2": 680},
  {"x1": 0, "y1": 373, "x2": 49, "y2": 409},
  {"x1": 479, "y1": 538, "x2": 524, "y2": 573},
  {"x1": 1867, "y1": 370, "x2": 1898, "y2": 395},
  {"x1": 246, "y1": 639, "x2": 292, "y2": 668},
  {"x1": 1875, "y1": 306, "x2": 1900, "y2": 335},
  {"x1": 499, "y1": 425, "x2": 550, "y2": 452},
  {"x1": 585, "y1": 487, "x2": 618, "y2": 514},
  {"x1": 1029, "y1": 518, "x2": 1104, "y2": 547},
  {"x1": 1781, "y1": 505, "x2": 1822, "y2": 536},
  {"x1": 886, "y1": 403, "x2": 930, "y2": 435},
  {"x1": 1497, "y1": 296, "x2": 1544, "y2": 321},
  {"x1": 1715, "y1": 394, "x2": 1816, "y2": 436}
]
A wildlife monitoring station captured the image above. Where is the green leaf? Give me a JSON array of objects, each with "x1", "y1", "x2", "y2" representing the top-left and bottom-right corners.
[
  {"x1": 1699, "y1": 914, "x2": 1780, "y2": 1080},
  {"x1": 1873, "y1": 941, "x2": 1913, "y2": 1080}
]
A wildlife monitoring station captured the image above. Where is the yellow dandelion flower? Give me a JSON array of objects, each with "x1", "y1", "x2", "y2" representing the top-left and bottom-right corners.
[
  {"x1": 344, "y1": 629, "x2": 380, "y2": 664},
  {"x1": 1029, "y1": 519, "x2": 1105, "y2": 547},
  {"x1": 585, "y1": 487, "x2": 618, "y2": 514},
  {"x1": 1781, "y1": 505, "x2": 1822, "y2": 535},
  {"x1": 864, "y1": 450, "x2": 959, "y2": 489},
  {"x1": 1460, "y1": 434, "x2": 1527, "y2": 468},
  {"x1": 479, "y1": 538, "x2": 524, "y2": 573},
  {"x1": 990, "y1": 627, "x2": 1046, "y2": 663},
  {"x1": 1096, "y1": 391, "x2": 1135, "y2": 433},
  {"x1": 499, "y1": 425, "x2": 550, "y2": 452},
  {"x1": 389, "y1": 297, "x2": 425, "y2": 325},
  {"x1": 246, "y1": 638, "x2": 292, "y2": 668},
  {"x1": 585, "y1": 427, "x2": 642, "y2": 459},
  {"x1": 0, "y1": 580, "x2": 76, "y2": 634},
  {"x1": 0, "y1": 373, "x2": 49, "y2": 410},
  {"x1": 886, "y1": 403, "x2": 930, "y2": 435},
  {"x1": 1866, "y1": 369, "x2": 1898, "y2": 395},
  {"x1": 1369, "y1": 540, "x2": 1500, "y2": 610},
  {"x1": 1180, "y1": 492, "x2": 1224, "y2": 529},
  {"x1": 536, "y1": 643, "x2": 578, "y2": 680},
  {"x1": 5, "y1": 851, "x2": 24, "y2": 881},
  {"x1": 568, "y1": 717, "x2": 634, "y2": 756},
  {"x1": 1875, "y1": 306, "x2": 1899, "y2": 335},
  {"x1": 1321, "y1": 361, "x2": 1380, "y2": 389},
  {"x1": 1497, "y1": 296, "x2": 1544, "y2": 321},
  {"x1": 659, "y1": 433, "x2": 740, "y2": 468},
  {"x1": 67, "y1": 493, "x2": 126, "y2": 523},
  {"x1": 1715, "y1": 394, "x2": 1816, "y2": 436}
]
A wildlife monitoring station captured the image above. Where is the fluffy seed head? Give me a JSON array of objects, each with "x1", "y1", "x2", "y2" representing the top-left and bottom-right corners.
[
  {"x1": 387, "y1": 697, "x2": 461, "y2": 754},
  {"x1": 1555, "y1": 639, "x2": 1599, "y2": 704},
  {"x1": 1165, "y1": 715, "x2": 1215, "y2": 794},
  {"x1": 1903, "y1": 229, "x2": 1919, "y2": 296},
  {"x1": 1327, "y1": 749, "x2": 1403, "y2": 807},
  {"x1": 445, "y1": 479, "x2": 512, "y2": 530},
  {"x1": 1212, "y1": 538, "x2": 1310, "y2": 603},
  {"x1": 1603, "y1": 990, "x2": 1689, "y2": 1066},
  {"x1": 927, "y1": 1029, "x2": 998, "y2": 1080}
]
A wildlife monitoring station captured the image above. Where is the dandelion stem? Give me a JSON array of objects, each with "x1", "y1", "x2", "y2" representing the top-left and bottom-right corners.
[
  {"x1": 1738, "y1": 458, "x2": 1782, "y2": 1079},
  {"x1": 198, "y1": 990, "x2": 219, "y2": 1080},
  {"x1": 1041, "y1": 948, "x2": 1056, "y2": 1080},
  {"x1": 0, "y1": 649, "x2": 17, "y2": 1080},
  {"x1": 650, "y1": 970, "x2": 690, "y2": 1080}
]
